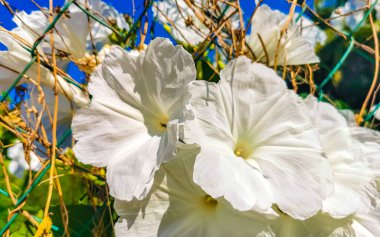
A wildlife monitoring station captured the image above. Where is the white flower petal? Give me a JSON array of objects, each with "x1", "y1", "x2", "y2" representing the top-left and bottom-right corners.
[
  {"x1": 247, "y1": 5, "x2": 319, "y2": 66},
  {"x1": 0, "y1": 27, "x2": 89, "y2": 105},
  {"x1": 7, "y1": 142, "x2": 41, "y2": 178},
  {"x1": 29, "y1": 151, "x2": 42, "y2": 171},
  {"x1": 73, "y1": 0, "x2": 129, "y2": 45},
  {"x1": 15, "y1": 0, "x2": 129, "y2": 59},
  {"x1": 305, "y1": 96, "x2": 378, "y2": 218},
  {"x1": 14, "y1": 10, "x2": 88, "y2": 59},
  {"x1": 297, "y1": 15, "x2": 327, "y2": 47},
  {"x1": 353, "y1": 200, "x2": 380, "y2": 237},
  {"x1": 8, "y1": 160, "x2": 24, "y2": 179},
  {"x1": 350, "y1": 127, "x2": 380, "y2": 177},
  {"x1": 193, "y1": 147, "x2": 273, "y2": 212},
  {"x1": 271, "y1": 210, "x2": 355, "y2": 237},
  {"x1": 107, "y1": 136, "x2": 163, "y2": 201}
]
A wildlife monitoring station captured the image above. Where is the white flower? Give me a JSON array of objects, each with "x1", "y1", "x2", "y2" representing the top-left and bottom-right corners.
[
  {"x1": 72, "y1": 38, "x2": 196, "y2": 201},
  {"x1": 246, "y1": 5, "x2": 320, "y2": 66},
  {"x1": 0, "y1": 26, "x2": 90, "y2": 105},
  {"x1": 13, "y1": 0, "x2": 128, "y2": 69},
  {"x1": 305, "y1": 97, "x2": 378, "y2": 218},
  {"x1": 184, "y1": 56, "x2": 333, "y2": 220},
  {"x1": 352, "y1": 200, "x2": 380, "y2": 237},
  {"x1": 13, "y1": 10, "x2": 88, "y2": 60},
  {"x1": 113, "y1": 144, "x2": 276, "y2": 237},
  {"x1": 73, "y1": 0, "x2": 129, "y2": 49},
  {"x1": 7, "y1": 142, "x2": 41, "y2": 178},
  {"x1": 349, "y1": 126, "x2": 380, "y2": 189},
  {"x1": 153, "y1": 0, "x2": 239, "y2": 45},
  {"x1": 297, "y1": 15, "x2": 327, "y2": 47}
]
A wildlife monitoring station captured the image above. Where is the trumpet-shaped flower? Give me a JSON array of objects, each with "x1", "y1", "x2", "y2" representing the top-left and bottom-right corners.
[
  {"x1": 13, "y1": 0, "x2": 128, "y2": 72},
  {"x1": 247, "y1": 5, "x2": 319, "y2": 66},
  {"x1": 113, "y1": 144, "x2": 276, "y2": 237},
  {"x1": 184, "y1": 56, "x2": 333, "y2": 220},
  {"x1": 0, "y1": 27, "x2": 89, "y2": 105},
  {"x1": 305, "y1": 97, "x2": 378, "y2": 218},
  {"x1": 7, "y1": 142, "x2": 41, "y2": 178},
  {"x1": 72, "y1": 38, "x2": 196, "y2": 201}
]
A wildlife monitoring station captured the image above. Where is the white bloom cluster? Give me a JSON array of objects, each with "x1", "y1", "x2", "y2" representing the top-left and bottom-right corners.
[
  {"x1": 1, "y1": 1, "x2": 379, "y2": 236},
  {"x1": 154, "y1": 3, "x2": 319, "y2": 66},
  {"x1": 0, "y1": 0, "x2": 126, "y2": 176},
  {"x1": 72, "y1": 39, "x2": 380, "y2": 237}
]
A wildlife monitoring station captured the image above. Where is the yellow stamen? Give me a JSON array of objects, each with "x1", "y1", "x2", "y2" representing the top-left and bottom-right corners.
[
  {"x1": 203, "y1": 195, "x2": 218, "y2": 208},
  {"x1": 234, "y1": 148, "x2": 243, "y2": 156}
]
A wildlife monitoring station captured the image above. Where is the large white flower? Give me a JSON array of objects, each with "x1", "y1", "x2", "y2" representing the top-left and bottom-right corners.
[
  {"x1": 114, "y1": 144, "x2": 276, "y2": 237},
  {"x1": 72, "y1": 38, "x2": 196, "y2": 201},
  {"x1": 247, "y1": 5, "x2": 320, "y2": 66},
  {"x1": 305, "y1": 97, "x2": 378, "y2": 218},
  {"x1": 184, "y1": 56, "x2": 333, "y2": 220},
  {"x1": 7, "y1": 142, "x2": 41, "y2": 178},
  {"x1": 0, "y1": 26, "x2": 89, "y2": 105},
  {"x1": 153, "y1": 0, "x2": 239, "y2": 45}
]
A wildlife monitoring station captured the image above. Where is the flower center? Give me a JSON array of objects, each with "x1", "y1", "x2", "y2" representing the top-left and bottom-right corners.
[
  {"x1": 156, "y1": 117, "x2": 168, "y2": 132},
  {"x1": 234, "y1": 141, "x2": 253, "y2": 159},
  {"x1": 202, "y1": 195, "x2": 218, "y2": 209},
  {"x1": 146, "y1": 115, "x2": 169, "y2": 136},
  {"x1": 75, "y1": 53, "x2": 98, "y2": 74}
]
